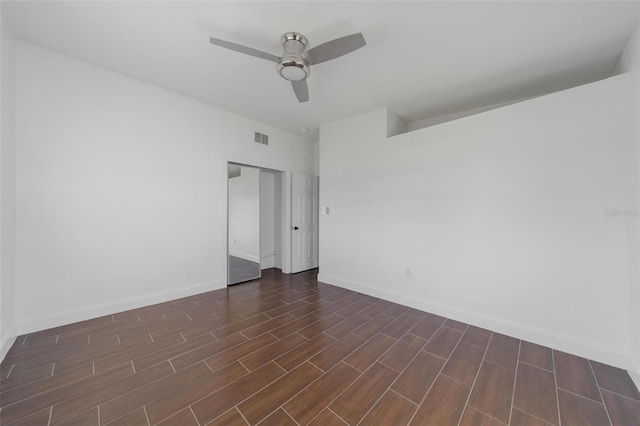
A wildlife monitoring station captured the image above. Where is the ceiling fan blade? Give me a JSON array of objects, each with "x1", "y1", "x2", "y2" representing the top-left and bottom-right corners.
[
  {"x1": 291, "y1": 80, "x2": 309, "y2": 103},
  {"x1": 306, "y1": 33, "x2": 366, "y2": 65},
  {"x1": 209, "y1": 37, "x2": 280, "y2": 62}
]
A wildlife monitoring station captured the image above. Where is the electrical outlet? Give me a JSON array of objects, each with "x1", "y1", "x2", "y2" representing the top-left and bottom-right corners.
[{"x1": 405, "y1": 267, "x2": 413, "y2": 278}]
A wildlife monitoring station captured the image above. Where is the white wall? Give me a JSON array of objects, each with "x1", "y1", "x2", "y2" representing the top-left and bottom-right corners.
[
  {"x1": 407, "y1": 98, "x2": 531, "y2": 132},
  {"x1": 0, "y1": 7, "x2": 17, "y2": 359},
  {"x1": 15, "y1": 41, "x2": 313, "y2": 334},
  {"x1": 228, "y1": 166, "x2": 260, "y2": 263},
  {"x1": 312, "y1": 139, "x2": 320, "y2": 177},
  {"x1": 613, "y1": 18, "x2": 640, "y2": 388},
  {"x1": 319, "y1": 75, "x2": 632, "y2": 370}
]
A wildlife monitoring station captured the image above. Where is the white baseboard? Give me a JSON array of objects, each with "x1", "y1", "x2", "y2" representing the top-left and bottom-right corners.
[
  {"x1": 261, "y1": 254, "x2": 275, "y2": 270},
  {"x1": 16, "y1": 280, "x2": 224, "y2": 335},
  {"x1": 318, "y1": 273, "x2": 630, "y2": 371},
  {"x1": 229, "y1": 251, "x2": 260, "y2": 263},
  {"x1": 629, "y1": 356, "x2": 640, "y2": 391},
  {"x1": 1, "y1": 323, "x2": 17, "y2": 362}
]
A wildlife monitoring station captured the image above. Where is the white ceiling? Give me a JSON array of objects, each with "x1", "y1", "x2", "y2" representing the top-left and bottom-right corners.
[{"x1": 3, "y1": 1, "x2": 639, "y2": 138}]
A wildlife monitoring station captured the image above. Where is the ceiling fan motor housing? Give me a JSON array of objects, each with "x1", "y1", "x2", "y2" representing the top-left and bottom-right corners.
[{"x1": 277, "y1": 32, "x2": 310, "y2": 81}]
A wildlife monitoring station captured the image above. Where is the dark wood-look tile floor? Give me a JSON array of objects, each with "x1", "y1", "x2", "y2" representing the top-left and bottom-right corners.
[{"x1": 1, "y1": 268, "x2": 639, "y2": 425}]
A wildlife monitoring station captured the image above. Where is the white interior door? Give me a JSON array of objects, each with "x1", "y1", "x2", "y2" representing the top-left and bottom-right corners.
[{"x1": 291, "y1": 172, "x2": 319, "y2": 273}]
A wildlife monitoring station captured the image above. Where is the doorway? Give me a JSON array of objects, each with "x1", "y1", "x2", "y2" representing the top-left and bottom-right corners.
[{"x1": 227, "y1": 163, "x2": 285, "y2": 285}]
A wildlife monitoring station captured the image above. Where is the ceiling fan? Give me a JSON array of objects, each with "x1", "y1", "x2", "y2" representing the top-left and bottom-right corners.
[{"x1": 209, "y1": 31, "x2": 366, "y2": 103}]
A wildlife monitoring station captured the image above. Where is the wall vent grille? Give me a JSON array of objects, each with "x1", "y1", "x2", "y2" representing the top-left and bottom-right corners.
[{"x1": 254, "y1": 132, "x2": 269, "y2": 145}]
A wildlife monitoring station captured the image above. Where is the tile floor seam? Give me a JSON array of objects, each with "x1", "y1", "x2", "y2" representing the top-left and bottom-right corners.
[
  {"x1": 243, "y1": 360, "x2": 324, "y2": 424},
  {"x1": 456, "y1": 331, "x2": 492, "y2": 426},
  {"x1": 600, "y1": 386, "x2": 640, "y2": 402},
  {"x1": 460, "y1": 336, "x2": 492, "y2": 351},
  {"x1": 328, "y1": 407, "x2": 350, "y2": 426},
  {"x1": 557, "y1": 386, "x2": 610, "y2": 406},
  {"x1": 515, "y1": 407, "x2": 558, "y2": 426},
  {"x1": 294, "y1": 331, "x2": 311, "y2": 341},
  {"x1": 507, "y1": 340, "x2": 522, "y2": 425},
  {"x1": 466, "y1": 404, "x2": 509, "y2": 425},
  {"x1": 1, "y1": 369, "x2": 103, "y2": 412},
  {"x1": 294, "y1": 360, "x2": 363, "y2": 424},
  {"x1": 334, "y1": 359, "x2": 393, "y2": 425},
  {"x1": 143, "y1": 405, "x2": 151, "y2": 425},
  {"x1": 406, "y1": 327, "x2": 465, "y2": 425},
  {"x1": 381, "y1": 334, "x2": 430, "y2": 384},
  {"x1": 308, "y1": 336, "x2": 368, "y2": 374},
  {"x1": 228, "y1": 362, "x2": 292, "y2": 425},
  {"x1": 483, "y1": 357, "x2": 517, "y2": 372},
  {"x1": 388, "y1": 388, "x2": 419, "y2": 407},
  {"x1": 518, "y1": 359, "x2": 555, "y2": 374},
  {"x1": 441, "y1": 371, "x2": 475, "y2": 387},
  {"x1": 353, "y1": 372, "x2": 412, "y2": 426},
  {"x1": 589, "y1": 359, "x2": 614, "y2": 426},
  {"x1": 422, "y1": 348, "x2": 451, "y2": 362},
  {"x1": 280, "y1": 406, "x2": 301, "y2": 426},
  {"x1": 237, "y1": 360, "x2": 250, "y2": 373},
  {"x1": 551, "y1": 350, "x2": 561, "y2": 426},
  {"x1": 229, "y1": 407, "x2": 249, "y2": 426},
  {"x1": 442, "y1": 324, "x2": 466, "y2": 332},
  {"x1": 285, "y1": 403, "x2": 319, "y2": 425},
  {"x1": 188, "y1": 406, "x2": 201, "y2": 426}
]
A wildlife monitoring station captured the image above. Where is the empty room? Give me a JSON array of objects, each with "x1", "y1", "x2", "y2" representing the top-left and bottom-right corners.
[{"x1": 1, "y1": 1, "x2": 640, "y2": 425}]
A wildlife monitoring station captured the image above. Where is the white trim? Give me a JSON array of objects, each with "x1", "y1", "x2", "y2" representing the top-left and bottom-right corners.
[
  {"x1": 629, "y1": 356, "x2": 640, "y2": 391},
  {"x1": 16, "y1": 280, "x2": 223, "y2": 335},
  {"x1": 221, "y1": 156, "x2": 293, "y2": 279},
  {"x1": 229, "y1": 251, "x2": 260, "y2": 263},
  {"x1": 317, "y1": 273, "x2": 630, "y2": 371},
  {"x1": 1, "y1": 323, "x2": 17, "y2": 362},
  {"x1": 261, "y1": 254, "x2": 275, "y2": 270}
]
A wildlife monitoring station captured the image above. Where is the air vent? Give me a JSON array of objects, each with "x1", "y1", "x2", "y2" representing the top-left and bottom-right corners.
[{"x1": 254, "y1": 132, "x2": 269, "y2": 145}]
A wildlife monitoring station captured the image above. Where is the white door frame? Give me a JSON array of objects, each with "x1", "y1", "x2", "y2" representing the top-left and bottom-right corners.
[{"x1": 220, "y1": 157, "x2": 292, "y2": 287}]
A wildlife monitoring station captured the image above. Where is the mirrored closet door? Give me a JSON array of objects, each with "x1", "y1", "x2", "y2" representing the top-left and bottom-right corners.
[{"x1": 227, "y1": 164, "x2": 261, "y2": 285}]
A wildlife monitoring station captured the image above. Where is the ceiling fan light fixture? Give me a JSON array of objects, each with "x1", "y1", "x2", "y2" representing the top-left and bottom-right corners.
[
  {"x1": 278, "y1": 60, "x2": 309, "y2": 81},
  {"x1": 277, "y1": 32, "x2": 310, "y2": 82}
]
